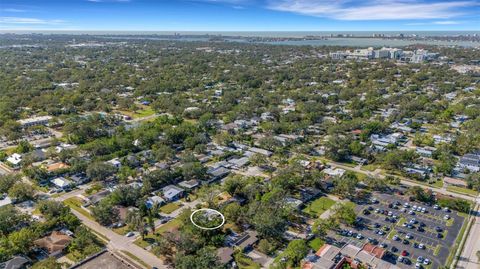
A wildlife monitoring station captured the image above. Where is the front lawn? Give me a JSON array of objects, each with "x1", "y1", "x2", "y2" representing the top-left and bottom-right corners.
[
  {"x1": 134, "y1": 219, "x2": 182, "y2": 248},
  {"x1": 63, "y1": 197, "x2": 94, "y2": 220},
  {"x1": 302, "y1": 196, "x2": 336, "y2": 217},
  {"x1": 160, "y1": 202, "x2": 182, "y2": 214}
]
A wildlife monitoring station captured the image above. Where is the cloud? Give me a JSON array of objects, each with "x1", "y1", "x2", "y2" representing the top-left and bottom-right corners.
[
  {"x1": 0, "y1": 17, "x2": 66, "y2": 25},
  {"x1": 433, "y1": 20, "x2": 461, "y2": 24},
  {"x1": 1, "y1": 8, "x2": 27, "y2": 12},
  {"x1": 268, "y1": 0, "x2": 477, "y2": 20}
]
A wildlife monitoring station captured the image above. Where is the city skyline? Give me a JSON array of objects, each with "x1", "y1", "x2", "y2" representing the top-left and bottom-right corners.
[{"x1": 1, "y1": 0, "x2": 480, "y2": 31}]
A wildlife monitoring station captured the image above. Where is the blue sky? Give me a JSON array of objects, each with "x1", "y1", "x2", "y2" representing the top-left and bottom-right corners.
[{"x1": 1, "y1": 0, "x2": 479, "y2": 31}]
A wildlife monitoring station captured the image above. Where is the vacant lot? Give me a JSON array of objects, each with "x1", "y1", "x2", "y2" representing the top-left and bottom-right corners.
[{"x1": 302, "y1": 196, "x2": 336, "y2": 217}]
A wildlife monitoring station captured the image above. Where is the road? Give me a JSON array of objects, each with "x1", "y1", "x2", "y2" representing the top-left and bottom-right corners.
[
  {"x1": 53, "y1": 189, "x2": 167, "y2": 269},
  {"x1": 70, "y1": 208, "x2": 166, "y2": 269},
  {"x1": 326, "y1": 160, "x2": 477, "y2": 202},
  {"x1": 457, "y1": 202, "x2": 480, "y2": 269}
]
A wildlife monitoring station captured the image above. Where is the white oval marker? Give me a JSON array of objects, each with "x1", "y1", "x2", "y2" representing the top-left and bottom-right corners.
[{"x1": 190, "y1": 208, "x2": 225, "y2": 230}]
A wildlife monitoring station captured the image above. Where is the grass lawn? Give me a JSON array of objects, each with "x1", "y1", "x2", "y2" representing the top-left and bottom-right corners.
[
  {"x1": 446, "y1": 186, "x2": 479, "y2": 197},
  {"x1": 429, "y1": 180, "x2": 444, "y2": 188},
  {"x1": 235, "y1": 253, "x2": 261, "y2": 269},
  {"x1": 113, "y1": 225, "x2": 131, "y2": 235},
  {"x1": 135, "y1": 219, "x2": 182, "y2": 248},
  {"x1": 308, "y1": 238, "x2": 325, "y2": 251},
  {"x1": 121, "y1": 250, "x2": 150, "y2": 269},
  {"x1": 362, "y1": 164, "x2": 381, "y2": 171},
  {"x1": 117, "y1": 105, "x2": 155, "y2": 119},
  {"x1": 302, "y1": 197, "x2": 336, "y2": 217},
  {"x1": 63, "y1": 197, "x2": 94, "y2": 220},
  {"x1": 159, "y1": 202, "x2": 182, "y2": 214}
]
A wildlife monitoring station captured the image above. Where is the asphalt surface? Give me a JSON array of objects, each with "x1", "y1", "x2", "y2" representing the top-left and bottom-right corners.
[{"x1": 327, "y1": 192, "x2": 466, "y2": 269}]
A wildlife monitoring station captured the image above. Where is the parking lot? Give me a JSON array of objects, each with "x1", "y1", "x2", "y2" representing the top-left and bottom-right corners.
[{"x1": 327, "y1": 191, "x2": 466, "y2": 269}]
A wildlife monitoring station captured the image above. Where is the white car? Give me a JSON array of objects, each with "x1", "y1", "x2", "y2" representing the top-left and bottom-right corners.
[
  {"x1": 356, "y1": 233, "x2": 363, "y2": 239},
  {"x1": 418, "y1": 243, "x2": 425, "y2": 249},
  {"x1": 433, "y1": 204, "x2": 440, "y2": 210},
  {"x1": 405, "y1": 233, "x2": 412, "y2": 239},
  {"x1": 393, "y1": 235, "x2": 399, "y2": 241},
  {"x1": 125, "y1": 232, "x2": 135, "y2": 237},
  {"x1": 423, "y1": 258, "x2": 430, "y2": 265},
  {"x1": 444, "y1": 215, "x2": 450, "y2": 220}
]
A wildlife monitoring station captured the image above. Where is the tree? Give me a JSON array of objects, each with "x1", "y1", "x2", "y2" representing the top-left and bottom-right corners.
[
  {"x1": 8, "y1": 182, "x2": 35, "y2": 202},
  {"x1": 86, "y1": 162, "x2": 116, "y2": 181},
  {"x1": 325, "y1": 135, "x2": 351, "y2": 162},
  {"x1": 6, "y1": 228, "x2": 36, "y2": 255},
  {"x1": 408, "y1": 186, "x2": 435, "y2": 203},
  {"x1": 278, "y1": 240, "x2": 309, "y2": 268},
  {"x1": 0, "y1": 205, "x2": 30, "y2": 235},
  {"x1": 466, "y1": 173, "x2": 480, "y2": 191},
  {"x1": 333, "y1": 204, "x2": 357, "y2": 226},
  {"x1": 16, "y1": 140, "x2": 33, "y2": 154},
  {"x1": 333, "y1": 172, "x2": 358, "y2": 198},
  {"x1": 174, "y1": 247, "x2": 223, "y2": 269},
  {"x1": 313, "y1": 217, "x2": 338, "y2": 237},
  {"x1": 0, "y1": 174, "x2": 19, "y2": 193},
  {"x1": 68, "y1": 226, "x2": 102, "y2": 260},
  {"x1": 91, "y1": 200, "x2": 119, "y2": 226},
  {"x1": 126, "y1": 210, "x2": 146, "y2": 239},
  {"x1": 31, "y1": 257, "x2": 63, "y2": 269}
]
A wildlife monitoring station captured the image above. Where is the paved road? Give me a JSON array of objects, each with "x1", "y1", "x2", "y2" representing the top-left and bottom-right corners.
[
  {"x1": 457, "y1": 203, "x2": 480, "y2": 269},
  {"x1": 70, "y1": 208, "x2": 166, "y2": 269},
  {"x1": 326, "y1": 161, "x2": 477, "y2": 202}
]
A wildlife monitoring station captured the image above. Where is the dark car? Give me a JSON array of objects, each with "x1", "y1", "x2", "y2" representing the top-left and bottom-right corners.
[
  {"x1": 435, "y1": 227, "x2": 443, "y2": 232},
  {"x1": 437, "y1": 233, "x2": 443, "y2": 239},
  {"x1": 417, "y1": 227, "x2": 425, "y2": 232},
  {"x1": 403, "y1": 239, "x2": 409, "y2": 245},
  {"x1": 391, "y1": 246, "x2": 398, "y2": 252}
]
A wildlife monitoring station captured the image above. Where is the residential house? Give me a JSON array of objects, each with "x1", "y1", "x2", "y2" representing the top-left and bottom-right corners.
[
  {"x1": 6, "y1": 153, "x2": 22, "y2": 167},
  {"x1": 107, "y1": 158, "x2": 122, "y2": 168},
  {"x1": 0, "y1": 196, "x2": 12, "y2": 208},
  {"x1": 227, "y1": 157, "x2": 250, "y2": 169},
  {"x1": 458, "y1": 152, "x2": 480, "y2": 172},
  {"x1": 178, "y1": 179, "x2": 200, "y2": 190},
  {"x1": 34, "y1": 231, "x2": 72, "y2": 257},
  {"x1": 146, "y1": 195, "x2": 165, "y2": 209},
  {"x1": 162, "y1": 185, "x2": 184, "y2": 202},
  {"x1": 85, "y1": 190, "x2": 111, "y2": 206},
  {"x1": 52, "y1": 177, "x2": 73, "y2": 189},
  {"x1": 17, "y1": 116, "x2": 52, "y2": 128},
  {"x1": 1, "y1": 256, "x2": 30, "y2": 269},
  {"x1": 416, "y1": 147, "x2": 434, "y2": 158},
  {"x1": 443, "y1": 177, "x2": 468, "y2": 188},
  {"x1": 46, "y1": 162, "x2": 70, "y2": 173},
  {"x1": 227, "y1": 230, "x2": 259, "y2": 252},
  {"x1": 216, "y1": 247, "x2": 234, "y2": 265},
  {"x1": 207, "y1": 167, "x2": 230, "y2": 182}
]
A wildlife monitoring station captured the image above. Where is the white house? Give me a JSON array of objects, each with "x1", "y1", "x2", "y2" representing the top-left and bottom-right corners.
[
  {"x1": 52, "y1": 177, "x2": 73, "y2": 189},
  {"x1": 6, "y1": 153, "x2": 22, "y2": 166}
]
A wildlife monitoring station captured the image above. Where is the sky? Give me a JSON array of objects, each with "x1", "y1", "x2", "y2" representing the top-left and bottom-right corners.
[{"x1": 0, "y1": 0, "x2": 479, "y2": 31}]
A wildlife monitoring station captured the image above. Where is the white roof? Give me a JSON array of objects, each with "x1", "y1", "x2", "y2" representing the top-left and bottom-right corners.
[
  {"x1": 7, "y1": 153, "x2": 22, "y2": 165},
  {"x1": 52, "y1": 177, "x2": 72, "y2": 188},
  {"x1": 17, "y1": 115, "x2": 52, "y2": 125},
  {"x1": 0, "y1": 196, "x2": 12, "y2": 207}
]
